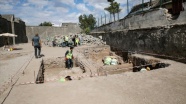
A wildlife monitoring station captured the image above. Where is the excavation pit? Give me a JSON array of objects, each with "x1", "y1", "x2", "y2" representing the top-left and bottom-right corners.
[
  {"x1": 36, "y1": 57, "x2": 84, "y2": 83},
  {"x1": 36, "y1": 46, "x2": 170, "y2": 83},
  {"x1": 78, "y1": 46, "x2": 170, "y2": 76}
]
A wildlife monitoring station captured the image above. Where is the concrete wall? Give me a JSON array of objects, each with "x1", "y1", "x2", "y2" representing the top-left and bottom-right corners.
[
  {"x1": 0, "y1": 14, "x2": 28, "y2": 47},
  {"x1": 91, "y1": 2, "x2": 186, "y2": 32},
  {"x1": 14, "y1": 21, "x2": 28, "y2": 44},
  {"x1": 0, "y1": 16, "x2": 12, "y2": 47},
  {"x1": 91, "y1": 24, "x2": 186, "y2": 59},
  {"x1": 26, "y1": 25, "x2": 81, "y2": 41}
]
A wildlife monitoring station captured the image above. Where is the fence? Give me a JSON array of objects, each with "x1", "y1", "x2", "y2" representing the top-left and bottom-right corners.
[{"x1": 95, "y1": 0, "x2": 163, "y2": 27}]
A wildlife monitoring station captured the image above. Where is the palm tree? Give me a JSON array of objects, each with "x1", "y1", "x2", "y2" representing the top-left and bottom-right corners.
[
  {"x1": 115, "y1": 2, "x2": 122, "y2": 20},
  {"x1": 105, "y1": 0, "x2": 121, "y2": 22},
  {"x1": 104, "y1": 6, "x2": 112, "y2": 22}
]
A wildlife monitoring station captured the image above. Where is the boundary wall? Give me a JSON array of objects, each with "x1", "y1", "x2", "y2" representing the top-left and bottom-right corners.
[
  {"x1": 26, "y1": 24, "x2": 81, "y2": 41},
  {"x1": 90, "y1": 3, "x2": 186, "y2": 60}
]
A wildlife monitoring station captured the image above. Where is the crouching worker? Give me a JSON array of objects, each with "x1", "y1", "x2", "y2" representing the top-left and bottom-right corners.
[{"x1": 65, "y1": 47, "x2": 74, "y2": 69}]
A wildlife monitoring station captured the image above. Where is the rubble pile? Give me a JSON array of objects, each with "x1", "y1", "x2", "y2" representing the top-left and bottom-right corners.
[
  {"x1": 44, "y1": 34, "x2": 106, "y2": 47},
  {"x1": 81, "y1": 35, "x2": 106, "y2": 46}
]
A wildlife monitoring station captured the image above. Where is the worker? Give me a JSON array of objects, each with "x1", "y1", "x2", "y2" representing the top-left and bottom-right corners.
[
  {"x1": 75, "y1": 35, "x2": 79, "y2": 47},
  {"x1": 110, "y1": 58, "x2": 118, "y2": 65},
  {"x1": 65, "y1": 46, "x2": 74, "y2": 69},
  {"x1": 104, "y1": 56, "x2": 112, "y2": 65},
  {"x1": 32, "y1": 33, "x2": 42, "y2": 58},
  {"x1": 64, "y1": 35, "x2": 69, "y2": 47},
  {"x1": 72, "y1": 35, "x2": 76, "y2": 46},
  {"x1": 78, "y1": 34, "x2": 82, "y2": 45},
  {"x1": 3, "y1": 38, "x2": 8, "y2": 50}
]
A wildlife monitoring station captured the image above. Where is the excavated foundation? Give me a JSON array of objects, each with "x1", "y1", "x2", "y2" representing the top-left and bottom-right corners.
[{"x1": 36, "y1": 46, "x2": 170, "y2": 83}]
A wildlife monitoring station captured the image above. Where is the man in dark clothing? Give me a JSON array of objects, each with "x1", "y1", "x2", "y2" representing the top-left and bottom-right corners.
[
  {"x1": 32, "y1": 34, "x2": 42, "y2": 58},
  {"x1": 72, "y1": 35, "x2": 76, "y2": 46}
]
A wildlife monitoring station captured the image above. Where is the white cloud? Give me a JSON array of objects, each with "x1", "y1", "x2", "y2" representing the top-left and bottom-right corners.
[
  {"x1": 0, "y1": 0, "x2": 149, "y2": 26},
  {"x1": 94, "y1": 3, "x2": 108, "y2": 11},
  {"x1": 0, "y1": 3, "x2": 13, "y2": 10},
  {"x1": 0, "y1": 0, "x2": 19, "y2": 5},
  {"x1": 76, "y1": 3, "x2": 91, "y2": 13},
  {"x1": 22, "y1": 3, "x2": 30, "y2": 7},
  {"x1": 27, "y1": 0, "x2": 49, "y2": 6},
  {"x1": 84, "y1": 0, "x2": 107, "y2": 4},
  {"x1": 59, "y1": 0, "x2": 75, "y2": 6},
  {"x1": 55, "y1": 7, "x2": 69, "y2": 13},
  {"x1": 84, "y1": 0, "x2": 109, "y2": 10}
]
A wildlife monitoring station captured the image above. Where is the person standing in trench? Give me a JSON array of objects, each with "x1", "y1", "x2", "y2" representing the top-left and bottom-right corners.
[
  {"x1": 32, "y1": 33, "x2": 42, "y2": 58},
  {"x1": 65, "y1": 46, "x2": 74, "y2": 69}
]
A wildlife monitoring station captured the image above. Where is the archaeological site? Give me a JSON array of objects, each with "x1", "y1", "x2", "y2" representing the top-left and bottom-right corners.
[{"x1": 0, "y1": 0, "x2": 186, "y2": 104}]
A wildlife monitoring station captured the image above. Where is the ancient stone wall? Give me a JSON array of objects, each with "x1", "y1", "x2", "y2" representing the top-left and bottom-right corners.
[
  {"x1": 91, "y1": 24, "x2": 186, "y2": 59},
  {"x1": 26, "y1": 25, "x2": 81, "y2": 41}
]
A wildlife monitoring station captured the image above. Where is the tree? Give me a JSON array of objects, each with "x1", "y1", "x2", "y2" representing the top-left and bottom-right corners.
[
  {"x1": 104, "y1": 6, "x2": 112, "y2": 22},
  {"x1": 105, "y1": 0, "x2": 122, "y2": 21},
  {"x1": 39, "y1": 21, "x2": 52, "y2": 26},
  {"x1": 115, "y1": 2, "x2": 122, "y2": 20},
  {"x1": 78, "y1": 14, "x2": 96, "y2": 34}
]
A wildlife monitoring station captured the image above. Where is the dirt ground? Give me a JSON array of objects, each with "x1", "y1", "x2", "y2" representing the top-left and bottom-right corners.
[
  {"x1": 0, "y1": 43, "x2": 33, "y2": 91},
  {"x1": 0, "y1": 43, "x2": 186, "y2": 104}
]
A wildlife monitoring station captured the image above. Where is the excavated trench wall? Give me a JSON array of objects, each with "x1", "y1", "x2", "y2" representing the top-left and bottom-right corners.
[{"x1": 91, "y1": 25, "x2": 186, "y2": 62}]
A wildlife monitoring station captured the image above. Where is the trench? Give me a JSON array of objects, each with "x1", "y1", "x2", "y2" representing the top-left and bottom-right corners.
[{"x1": 35, "y1": 46, "x2": 170, "y2": 83}]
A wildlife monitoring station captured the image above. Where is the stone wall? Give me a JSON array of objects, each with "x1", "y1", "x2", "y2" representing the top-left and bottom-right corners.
[
  {"x1": 0, "y1": 16, "x2": 12, "y2": 47},
  {"x1": 0, "y1": 15, "x2": 28, "y2": 47},
  {"x1": 91, "y1": 2, "x2": 186, "y2": 32},
  {"x1": 90, "y1": 2, "x2": 186, "y2": 62},
  {"x1": 91, "y1": 24, "x2": 186, "y2": 60},
  {"x1": 14, "y1": 21, "x2": 28, "y2": 44},
  {"x1": 26, "y1": 25, "x2": 81, "y2": 41}
]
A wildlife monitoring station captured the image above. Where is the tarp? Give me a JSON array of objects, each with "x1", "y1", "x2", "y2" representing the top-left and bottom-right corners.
[{"x1": 0, "y1": 33, "x2": 17, "y2": 37}]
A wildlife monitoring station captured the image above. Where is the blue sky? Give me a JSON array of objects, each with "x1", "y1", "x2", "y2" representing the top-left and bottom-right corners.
[{"x1": 0, "y1": 0, "x2": 149, "y2": 26}]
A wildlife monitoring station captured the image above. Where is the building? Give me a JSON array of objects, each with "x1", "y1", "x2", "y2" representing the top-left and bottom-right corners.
[{"x1": 0, "y1": 14, "x2": 28, "y2": 47}]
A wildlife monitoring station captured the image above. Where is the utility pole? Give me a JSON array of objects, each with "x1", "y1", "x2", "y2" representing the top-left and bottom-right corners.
[
  {"x1": 101, "y1": 15, "x2": 102, "y2": 26},
  {"x1": 142, "y1": 0, "x2": 144, "y2": 11},
  {"x1": 150, "y1": 0, "x2": 152, "y2": 6},
  {"x1": 105, "y1": 13, "x2": 106, "y2": 24},
  {"x1": 160, "y1": 0, "x2": 162, "y2": 7},
  {"x1": 127, "y1": 0, "x2": 129, "y2": 14},
  {"x1": 98, "y1": 18, "x2": 99, "y2": 27}
]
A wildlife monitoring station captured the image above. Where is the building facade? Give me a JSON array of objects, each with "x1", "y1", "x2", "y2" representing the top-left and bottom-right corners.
[{"x1": 0, "y1": 14, "x2": 28, "y2": 47}]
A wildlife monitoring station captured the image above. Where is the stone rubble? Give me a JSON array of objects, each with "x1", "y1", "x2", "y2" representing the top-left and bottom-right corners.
[{"x1": 44, "y1": 34, "x2": 106, "y2": 47}]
